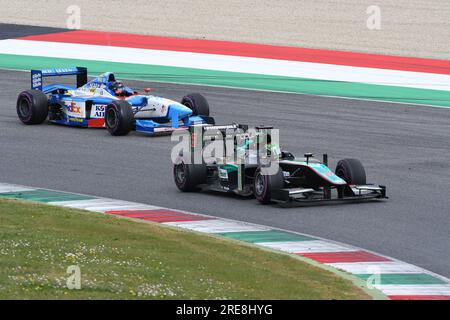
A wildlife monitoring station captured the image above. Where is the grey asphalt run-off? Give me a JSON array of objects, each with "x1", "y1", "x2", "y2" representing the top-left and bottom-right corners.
[
  {"x1": 0, "y1": 24, "x2": 67, "y2": 40},
  {"x1": 1, "y1": 69, "x2": 449, "y2": 277}
]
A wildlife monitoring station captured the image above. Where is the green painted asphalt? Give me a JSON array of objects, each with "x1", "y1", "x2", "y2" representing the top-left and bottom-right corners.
[
  {"x1": 1, "y1": 54, "x2": 450, "y2": 108},
  {"x1": 0, "y1": 189, "x2": 95, "y2": 203},
  {"x1": 356, "y1": 273, "x2": 447, "y2": 285},
  {"x1": 218, "y1": 230, "x2": 316, "y2": 243}
]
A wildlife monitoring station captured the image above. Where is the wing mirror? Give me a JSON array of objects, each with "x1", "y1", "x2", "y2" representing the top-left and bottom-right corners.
[{"x1": 304, "y1": 153, "x2": 314, "y2": 164}]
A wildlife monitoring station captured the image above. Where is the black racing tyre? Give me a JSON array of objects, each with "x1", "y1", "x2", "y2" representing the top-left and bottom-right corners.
[
  {"x1": 181, "y1": 93, "x2": 210, "y2": 116},
  {"x1": 253, "y1": 166, "x2": 285, "y2": 204},
  {"x1": 173, "y1": 162, "x2": 207, "y2": 192},
  {"x1": 16, "y1": 90, "x2": 48, "y2": 125},
  {"x1": 335, "y1": 158, "x2": 367, "y2": 185},
  {"x1": 105, "y1": 100, "x2": 135, "y2": 136}
]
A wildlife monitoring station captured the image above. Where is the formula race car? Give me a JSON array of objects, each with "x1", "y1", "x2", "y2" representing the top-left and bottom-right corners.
[
  {"x1": 173, "y1": 124, "x2": 387, "y2": 205},
  {"x1": 16, "y1": 67, "x2": 214, "y2": 135}
]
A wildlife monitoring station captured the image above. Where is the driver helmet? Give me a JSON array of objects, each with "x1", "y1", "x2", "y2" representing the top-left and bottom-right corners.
[
  {"x1": 109, "y1": 81, "x2": 132, "y2": 96},
  {"x1": 258, "y1": 133, "x2": 281, "y2": 160},
  {"x1": 266, "y1": 143, "x2": 281, "y2": 160}
]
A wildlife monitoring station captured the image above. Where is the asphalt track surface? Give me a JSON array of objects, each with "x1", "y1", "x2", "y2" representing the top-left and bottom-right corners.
[
  {"x1": 1, "y1": 68, "x2": 450, "y2": 278},
  {"x1": 0, "y1": 24, "x2": 66, "y2": 40}
]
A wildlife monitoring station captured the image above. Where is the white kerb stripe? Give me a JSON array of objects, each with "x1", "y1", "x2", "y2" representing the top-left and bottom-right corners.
[
  {"x1": 257, "y1": 240, "x2": 356, "y2": 253},
  {"x1": 49, "y1": 199, "x2": 136, "y2": 208},
  {"x1": 48, "y1": 199, "x2": 159, "y2": 212},
  {"x1": 49, "y1": 199, "x2": 126, "y2": 207},
  {"x1": 83, "y1": 205, "x2": 159, "y2": 213},
  {"x1": 376, "y1": 284, "x2": 450, "y2": 296},
  {"x1": 163, "y1": 219, "x2": 270, "y2": 233},
  {"x1": 0, "y1": 186, "x2": 36, "y2": 193},
  {"x1": 0, "y1": 39, "x2": 449, "y2": 92},
  {"x1": 329, "y1": 262, "x2": 426, "y2": 274}
]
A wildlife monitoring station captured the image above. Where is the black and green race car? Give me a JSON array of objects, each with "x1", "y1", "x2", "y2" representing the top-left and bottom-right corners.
[{"x1": 173, "y1": 123, "x2": 387, "y2": 205}]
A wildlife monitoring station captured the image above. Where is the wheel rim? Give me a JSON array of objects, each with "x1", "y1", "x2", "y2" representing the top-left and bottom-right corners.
[
  {"x1": 106, "y1": 108, "x2": 118, "y2": 128},
  {"x1": 175, "y1": 164, "x2": 186, "y2": 185},
  {"x1": 182, "y1": 97, "x2": 197, "y2": 115},
  {"x1": 184, "y1": 101, "x2": 193, "y2": 109},
  {"x1": 336, "y1": 168, "x2": 348, "y2": 182},
  {"x1": 254, "y1": 173, "x2": 265, "y2": 196},
  {"x1": 18, "y1": 97, "x2": 31, "y2": 119}
]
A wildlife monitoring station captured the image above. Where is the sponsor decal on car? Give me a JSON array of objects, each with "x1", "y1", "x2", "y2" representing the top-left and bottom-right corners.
[
  {"x1": 68, "y1": 117, "x2": 84, "y2": 123},
  {"x1": 42, "y1": 67, "x2": 79, "y2": 75},
  {"x1": 154, "y1": 127, "x2": 186, "y2": 133},
  {"x1": 87, "y1": 82, "x2": 102, "y2": 88},
  {"x1": 67, "y1": 102, "x2": 81, "y2": 114},
  {"x1": 91, "y1": 105, "x2": 106, "y2": 118},
  {"x1": 65, "y1": 101, "x2": 85, "y2": 118},
  {"x1": 219, "y1": 168, "x2": 228, "y2": 179},
  {"x1": 32, "y1": 73, "x2": 42, "y2": 90}
]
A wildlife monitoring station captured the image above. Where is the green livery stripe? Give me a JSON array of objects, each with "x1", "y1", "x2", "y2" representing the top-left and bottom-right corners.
[
  {"x1": 1, "y1": 54, "x2": 450, "y2": 108},
  {"x1": 221, "y1": 164, "x2": 238, "y2": 172},
  {"x1": 356, "y1": 273, "x2": 447, "y2": 285},
  {"x1": 0, "y1": 189, "x2": 96, "y2": 203},
  {"x1": 218, "y1": 230, "x2": 316, "y2": 243}
]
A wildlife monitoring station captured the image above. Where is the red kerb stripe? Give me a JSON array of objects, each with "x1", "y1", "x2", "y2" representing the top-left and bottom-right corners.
[
  {"x1": 299, "y1": 250, "x2": 391, "y2": 263},
  {"x1": 18, "y1": 30, "x2": 450, "y2": 75},
  {"x1": 105, "y1": 209, "x2": 209, "y2": 222}
]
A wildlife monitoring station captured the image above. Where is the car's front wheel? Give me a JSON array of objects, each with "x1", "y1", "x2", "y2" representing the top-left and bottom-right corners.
[
  {"x1": 105, "y1": 100, "x2": 135, "y2": 136},
  {"x1": 335, "y1": 158, "x2": 367, "y2": 185},
  {"x1": 254, "y1": 166, "x2": 284, "y2": 204},
  {"x1": 181, "y1": 93, "x2": 210, "y2": 116}
]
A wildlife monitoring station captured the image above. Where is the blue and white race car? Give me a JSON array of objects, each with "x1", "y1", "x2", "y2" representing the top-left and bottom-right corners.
[{"x1": 16, "y1": 67, "x2": 214, "y2": 135}]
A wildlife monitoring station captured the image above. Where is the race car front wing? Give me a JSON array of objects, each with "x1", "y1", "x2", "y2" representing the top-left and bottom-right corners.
[
  {"x1": 271, "y1": 184, "x2": 387, "y2": 206},
  {"x1": 135, "y1": 115, "x2": 215, "y2": 135}
]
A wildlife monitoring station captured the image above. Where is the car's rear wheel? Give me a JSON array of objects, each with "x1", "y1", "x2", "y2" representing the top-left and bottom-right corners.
[
  {"x1": 105, "y1": 100, "x2": 135, "y2": 136},
  {"x1": 181, "y1": 93, "x2": 210, "y2": 116},
  {"x1": 335, "y1": 158, "x2": 367, "y2": 185},
  {"x1": 254, "y1": 167, "x2": 284, "y2": 204},
  {"x1": 174, "y1": 162, "x2": 207, "y2": 192},
  {"x1": 16, "y1": 90, "x2": 48, "y2": 125}
]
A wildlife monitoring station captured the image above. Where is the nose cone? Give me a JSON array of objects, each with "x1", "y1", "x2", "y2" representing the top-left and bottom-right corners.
[{"x1": 168, "y1": 103, "x2": 192, "y2": 119}]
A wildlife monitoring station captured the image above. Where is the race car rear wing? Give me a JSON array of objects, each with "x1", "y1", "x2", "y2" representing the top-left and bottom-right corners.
[{"x1": 31, "y1": 67, "x2": 88, "y2": 91}]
